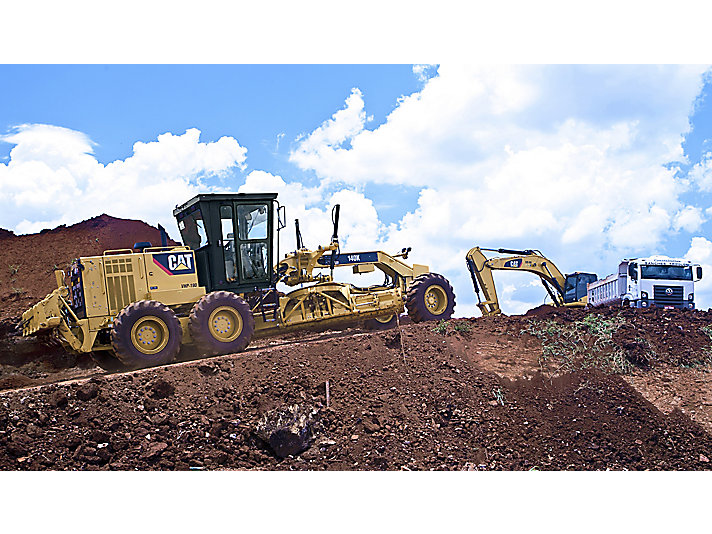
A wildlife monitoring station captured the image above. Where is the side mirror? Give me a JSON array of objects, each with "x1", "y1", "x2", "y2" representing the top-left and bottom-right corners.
[
  {"x1": 628, "y1": 263, "x2": 638, "y2": 281},
  {"x1": 277, "y1": 205, "x2": 286, "y2": 231},
  {"x1": 697, "y1": 266, "x2": 703, "y2": 280}
]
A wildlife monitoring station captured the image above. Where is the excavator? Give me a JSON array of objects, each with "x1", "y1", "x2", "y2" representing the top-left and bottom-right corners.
[{"x1": 465, "y1": 247, "x2": 597, "y2": 316}]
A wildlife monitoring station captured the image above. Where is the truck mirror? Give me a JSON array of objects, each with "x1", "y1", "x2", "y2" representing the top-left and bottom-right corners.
[
  {"x1": 628, "y1": 263, "x2": 638, "y2": 281},
  {"x1": 697, "y1": 266, "x2": 703, "y2": 280}
]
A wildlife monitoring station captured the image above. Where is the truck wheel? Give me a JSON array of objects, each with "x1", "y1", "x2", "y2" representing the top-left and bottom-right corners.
[
  {"x1": 188, "y1": 291, "x2": 255, "y2": 356},
  {"x1": 89, "y1": 350, "x2": 128, "y2": 373},
  {"x1": 364, "y1": 314, "x2": 397, "y2": 331},
  {"x1": 111, "y1": 300, "x2": 182, "y2": 369},
  {"x1": 406, "y1": 273, "x2": 456, "y2": 323}
]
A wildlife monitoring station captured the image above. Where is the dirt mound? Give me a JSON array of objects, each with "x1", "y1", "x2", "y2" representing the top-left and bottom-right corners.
[
  {"x1": 1, "y1": 320, "x2": 711, "y2": 471},
  {"x1": 0, "y1": 228, "x2": 15, "y2": 240},
  {"x1": 0, "y1": 214, "x2": 178, "y2": 322}
]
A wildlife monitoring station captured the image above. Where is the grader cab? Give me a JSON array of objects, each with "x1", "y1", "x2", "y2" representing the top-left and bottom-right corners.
[{"x1": 22, "y1": 192, "x2": 456, "y2": 371}]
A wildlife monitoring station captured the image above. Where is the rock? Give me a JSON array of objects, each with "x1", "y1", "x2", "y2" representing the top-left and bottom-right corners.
[
  {"x1": 48, "y1": 390, "x2": 68, "y2": 408},
  {"x1": 700, "y1": 454, "x2": 709, "y2": 463},
  {"x1": 91, "y1": 430, "x2": 111, "y2": 443},
  {"x1": 77, "y1": 382, "x2": 100, "y2": 401},
  {"x1": 140, "y1": 442, "x2": 168, "y2": 460},
  {"x1": 255, "y1": 404, "x2": 317, "y2": 459},
  {"x1": 147, "y1": 379, "x2": 174, "y2": 399},
  {"x1": 198, "y1": 364, "x2": 218, "y2": 376},
  {"x1": 363, "y1": 418, "x2": 380, "y2": 433}
]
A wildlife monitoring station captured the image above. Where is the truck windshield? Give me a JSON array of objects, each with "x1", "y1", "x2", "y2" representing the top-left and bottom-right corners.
[{"x1": 640, "y1": 265, "x2": 692, "y2": 281}]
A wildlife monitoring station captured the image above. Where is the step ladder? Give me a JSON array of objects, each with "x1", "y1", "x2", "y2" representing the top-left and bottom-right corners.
[{"x1": 256, "y1": 287, "x2": 280, "y2": 323}]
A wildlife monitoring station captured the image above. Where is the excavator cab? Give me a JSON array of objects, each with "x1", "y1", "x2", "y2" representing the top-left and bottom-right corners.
[
  {"x1": 563, "y1": 272, "x2": 598, "y2": 304},
  {"x1": 173, "y1": 193, "x2": 281, "y2": 293}
]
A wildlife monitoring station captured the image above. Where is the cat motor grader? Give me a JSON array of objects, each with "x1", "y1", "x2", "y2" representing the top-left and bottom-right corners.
[
  {"x1": 21, "y1": 193, "x2": 456, "y2": 370},
  {"x1": 465, "y1": 246, "x2": 597, "y2": 316}
]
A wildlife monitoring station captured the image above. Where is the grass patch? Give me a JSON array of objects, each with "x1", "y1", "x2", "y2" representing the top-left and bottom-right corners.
[
  {"x1": 453, "y1": 322, "x2": 471, "y2": 334},
  {"x1": 522, "y1": 313, "x2": 632, "y2": 374},
  {"x1": 432, "y1": 320, "x2": 449, "y2": 335}
]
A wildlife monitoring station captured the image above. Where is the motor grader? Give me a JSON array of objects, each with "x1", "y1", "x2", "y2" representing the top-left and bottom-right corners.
[
  {"x1": 465, "y1": 246, "x2": 597, "y2": 316},
  {"x1": 21, "y1": 193, "x2": 456, "y2": 370}
]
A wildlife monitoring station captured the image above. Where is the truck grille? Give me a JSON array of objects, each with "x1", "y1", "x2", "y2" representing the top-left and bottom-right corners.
[{"x1": 653, "y1": 285, "x2": 683, "y2": 306}]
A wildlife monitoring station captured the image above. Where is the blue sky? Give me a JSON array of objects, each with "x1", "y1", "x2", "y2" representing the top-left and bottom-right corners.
[{"x1": 2, "y1": 64, "x2": 712, "y2": 315}]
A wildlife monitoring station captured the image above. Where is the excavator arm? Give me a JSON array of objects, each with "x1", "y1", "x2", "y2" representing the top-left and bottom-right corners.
[{"x1": 465, "y1": 247, "x2": 570, "y2": 316}]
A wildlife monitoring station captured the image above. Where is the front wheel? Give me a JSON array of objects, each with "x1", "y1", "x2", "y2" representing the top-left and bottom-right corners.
[
  {"x1": 188, "y1": 291, "x2": 255, "y2": 356},
  {"x1": 406, "y1": 273, "x2": 456, "y2": 323}
]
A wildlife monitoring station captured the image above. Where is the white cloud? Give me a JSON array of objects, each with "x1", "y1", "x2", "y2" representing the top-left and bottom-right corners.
[
  {"x1": 0, "y1": 125, "x2": 248, "y2": 236},
  {"x1": 685, "y1": 236, "x2": 712, "y2": 309},
  {"x1": 688, "y1": 152, "x2": 712, "y2": 191},
  {"x1": 673, "y1": 206, "x2": 705, "y2": 233},
  {"x1": 289, "y1": 65, "x2": 709, "y2": 316}
]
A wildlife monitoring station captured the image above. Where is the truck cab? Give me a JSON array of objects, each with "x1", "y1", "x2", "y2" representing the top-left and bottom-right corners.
[{"x1": 622, "y1": 257, "x2": 702, "y2": 309}]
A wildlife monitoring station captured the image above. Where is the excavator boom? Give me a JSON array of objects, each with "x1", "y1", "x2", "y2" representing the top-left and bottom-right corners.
[{"x1": 465, "y1": 247, "x2": 592, "y2": 316}]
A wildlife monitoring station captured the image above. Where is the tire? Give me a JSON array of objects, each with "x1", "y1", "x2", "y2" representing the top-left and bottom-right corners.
[
  {"x1": 188, "y1": 291, "x2": 255, "y2": 356},
  {"x1": 111, "y1": 300, "x2": 182, "y2": 369},
  {"x1": 364, "y1": 314, "x2": 398, "y2": 331},
  {"x1": 406, "y1": 273, "x2": 456, "y2": 323},
  {"x1": 89, "y1": 350, "x2": 128, "y2": 373}
]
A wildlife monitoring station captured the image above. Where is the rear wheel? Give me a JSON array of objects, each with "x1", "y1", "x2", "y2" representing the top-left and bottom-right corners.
[
  {"x1": 189, "y1": 291, "x2": 255, "y2": 356},
  {"x1": 364, "y1": 314, "x2": 397, "y2": 331},
  {"x1": 111, "y1": 300, "x2": 182, "y2": 369},
  {"x1": 406, "y1": 273, "x2": 456, "y2": 323}
]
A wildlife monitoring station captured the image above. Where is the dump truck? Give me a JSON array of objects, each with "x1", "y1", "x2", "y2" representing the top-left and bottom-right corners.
[
  {"x1": 587, "y1": 256, "x2": 702, "y2": 309},
  {"x1": 465, "y1": 247, "x2": 597, "y2": 316},
  {"x1": 21, "y1": 193, "x2": 456, "y2": 370}
]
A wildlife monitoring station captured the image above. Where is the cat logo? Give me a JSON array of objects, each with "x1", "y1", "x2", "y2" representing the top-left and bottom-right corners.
[
  {"x1": 152, "y1": 252, "x2": 196, "y2": 276},
  {"x1": 504, "y1": 259, "x2": 522, "y2": 268}
]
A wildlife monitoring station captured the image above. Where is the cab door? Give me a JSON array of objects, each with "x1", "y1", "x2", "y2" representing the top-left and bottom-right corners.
[{"x1": 235, "y1": 202, "x2": 272, "y2": 286}]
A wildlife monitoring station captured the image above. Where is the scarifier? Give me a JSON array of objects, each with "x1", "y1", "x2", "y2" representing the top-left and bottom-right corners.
[{"x1": 21, "y1": 193, "x2": 456, "y2": 370}]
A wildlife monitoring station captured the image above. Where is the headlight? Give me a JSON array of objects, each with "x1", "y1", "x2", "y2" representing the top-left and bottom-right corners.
[
  {"x1": 641, "y1": 291, "x2": 648, "y2": 299},
  {"x1": 642, "y1": 301, "x2": 648, "y2": 307},
  {"x1": 688, "y1": 294, "x2": 694, "y2": 301}
]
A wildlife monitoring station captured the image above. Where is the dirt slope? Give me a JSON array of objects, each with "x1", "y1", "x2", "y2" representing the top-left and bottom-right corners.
[{"x1": 1, "y1": 317, "x2": 712, "y2": 471}]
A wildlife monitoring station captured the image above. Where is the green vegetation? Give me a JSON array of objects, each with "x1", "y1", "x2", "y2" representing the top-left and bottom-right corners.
[
  {"x1": 522, "y1": 313, "x2": 633, "y2": 375},
  {"x1": 432, "y1": 320, "x2": 472, "y2": 335},
  {"x1": 432, "y1": 320, "x2": 449, "y2": 335},
  {"x1": 8, "y1": 264, "x2": 19, "y2": 276},
  {"x1": 699, "y1": 325, "x2": 712, "y2": 366},
  {"x1": 453, "y1": 322, "x2": 471, "y2": 334}
]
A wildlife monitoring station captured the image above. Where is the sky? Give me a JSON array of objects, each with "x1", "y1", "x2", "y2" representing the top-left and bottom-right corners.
[{"x1": 2, "y1": 64, "x2": 712, "y2": 316}]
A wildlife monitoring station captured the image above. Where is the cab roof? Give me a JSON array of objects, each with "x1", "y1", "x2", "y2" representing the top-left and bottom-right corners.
[{"x1": 173, "y1": 193, "x2": 278, "y2": 216}]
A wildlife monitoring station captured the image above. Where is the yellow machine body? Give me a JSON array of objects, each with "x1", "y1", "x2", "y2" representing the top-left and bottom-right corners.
[{"x1": 465, "y1": 246, "x2": 594, "y2": 316}]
